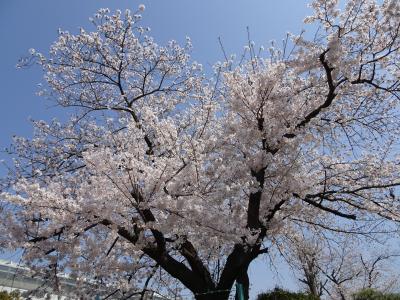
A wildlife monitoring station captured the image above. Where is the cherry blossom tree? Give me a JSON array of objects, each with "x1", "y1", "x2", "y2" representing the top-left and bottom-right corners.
[
  {"x1": 284, "y1": 234, "x2": 400, "y2": 300},
  {"x1": 1, "y1": 0, "x2": 400, "y2": 299}
]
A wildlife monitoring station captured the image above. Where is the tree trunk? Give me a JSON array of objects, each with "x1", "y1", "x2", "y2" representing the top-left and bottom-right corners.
[
  {"x1": 193, "y1": 268, "x2": 251, "y2": 300},
  {"x1": 194, "y1": 290, "x2": 230, "y2": 300}
]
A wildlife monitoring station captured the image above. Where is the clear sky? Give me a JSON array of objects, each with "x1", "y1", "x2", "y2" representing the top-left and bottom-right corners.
[{"x1": 0, "y1": 1, "x2": 312, "y2": 298}]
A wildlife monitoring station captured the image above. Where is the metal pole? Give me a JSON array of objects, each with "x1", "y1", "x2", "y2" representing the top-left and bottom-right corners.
[{"x1": 235, "y1": 282, "x2": 244, "y2": 300}]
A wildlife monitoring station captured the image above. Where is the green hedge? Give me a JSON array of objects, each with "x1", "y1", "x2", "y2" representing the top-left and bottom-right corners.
[
  {"x1": 256, "y1": 288, "x2": 319, "y2": 300},
  {"x1": 353, "y1": 289, "x2": 400, "y2": 300},
  {"x1": 0, "y1": 291, "x2": 20, "y2": 300}
]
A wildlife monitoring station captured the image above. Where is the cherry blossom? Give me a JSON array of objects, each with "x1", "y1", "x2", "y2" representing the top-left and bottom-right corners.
[{"x1": 1, "y1": 1, "x2": 400, "y2": 299}]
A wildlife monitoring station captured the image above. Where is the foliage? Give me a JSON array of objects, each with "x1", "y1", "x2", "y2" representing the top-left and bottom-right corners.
[
  {"x1": 353, "y1": 289, "x2": 400, "y2": 300},
  {"x1": 0, "y1": 291, "x2": 20, "y2": 300},
  {"x1": 1, "y1": 1, "x2": 400, "y2": 299},
  {"x1": 256, "y1": 288, "x2": 319, "y2": 300}
]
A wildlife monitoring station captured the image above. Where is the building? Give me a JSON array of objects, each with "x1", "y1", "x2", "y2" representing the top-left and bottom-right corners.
[
  {"x1": 0, "y1": 260, "x2": 165, "y2": 299},
  {"x1": 0, "y1": 259, "x2": 79, "y2": 299}
]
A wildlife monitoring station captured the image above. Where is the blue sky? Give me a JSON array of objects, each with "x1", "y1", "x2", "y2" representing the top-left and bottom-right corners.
[{"x1": 0, "y1": 1, "x2": 312, "y2": 298}]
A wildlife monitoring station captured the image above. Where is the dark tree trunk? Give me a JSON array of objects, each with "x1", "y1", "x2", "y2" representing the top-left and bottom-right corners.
[
  {"x1": 193, "y1": 268, "x2": 250, "y2": 300},
  {"x1": 198, "y1": 241, "x2": 259, "y2": 300},
  {"x1": 195, "y1": 290, "x2": 230, "y2": 300},
  {"x1": 125, "y1": 191, "x2": 264, "y2": 300}
]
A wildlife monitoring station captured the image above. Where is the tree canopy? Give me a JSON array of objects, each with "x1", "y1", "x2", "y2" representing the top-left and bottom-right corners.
[{"x1": 1, "y1": 0, "x2": 400, "y2": 299}]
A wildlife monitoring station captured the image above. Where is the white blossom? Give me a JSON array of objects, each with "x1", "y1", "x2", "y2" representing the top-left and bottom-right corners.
[{"x1": 2, "y1": 2, "x2": 400, "y2": 299}]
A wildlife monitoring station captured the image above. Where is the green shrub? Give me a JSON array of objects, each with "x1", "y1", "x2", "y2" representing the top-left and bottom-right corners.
[
  {"x1": 256, "y1": 287, "x2": 319, "y2": 300},
  {"x1": 0, "y1": 291, "x2": 20, "y2": 300},
  {"x1": 353, "y1": 289, "x2": 400, "y2": 300}
]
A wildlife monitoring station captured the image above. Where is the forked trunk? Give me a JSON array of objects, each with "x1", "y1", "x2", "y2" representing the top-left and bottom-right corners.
[
  {"x1": 193, "y1": 270, "x2": 250, "y2": 300},
  {"x1": 195, "y1": 290, "x2": 231, "y2": 300}
]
